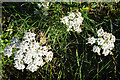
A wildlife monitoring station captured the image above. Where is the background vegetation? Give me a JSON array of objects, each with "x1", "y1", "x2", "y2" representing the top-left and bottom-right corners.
[{"x1": 1, "y1": 2, "x2": 120, "y2": 80}]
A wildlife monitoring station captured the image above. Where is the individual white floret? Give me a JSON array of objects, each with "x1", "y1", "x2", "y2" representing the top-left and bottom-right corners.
[
  {"x1": 42, "y1": 2, "x2": 49, "y2": 9},
  {"x1": 73, "y1": 17, "x2": 83, "y2": 26},
  {"x1": 30, "y1": 33, "x2": 36, "y2": 40},
  {"x1": 14, "y1": 60, "x2": 25, "y2": 70},
  {"x1": 93, "y1": 45, "x2": 100, "y2": 53},
  {"x1": 46, "y1": 2, "x2": 49, "y2": 7},
  {"x1": 23, "y1": 32, "x2": 36, "y2": 42},
  {"x1": 109, "y1": 44, "x2": 114, "y2": 50},
  {"x1": 76, "y1": 12, "x2": 81, "y2": 17},
  {"x1": 109, "y1": 43, "x2": 114, "y2": 50},
  {"x1": 45, "y1": 51, "x2": 53, "y2": 62},
  {"x1": 97, "y1": 28, "x2": 104, "y2": 37},
  {"x1": 32, "y1": 51, "x2": 39, "y2": 59},
  {"x1": 43, "y1": 50, "x2": 49, "y2": 56},
  {"x1": 33, "y1": 57, "x2": 43, "y2": 66},
  {"x1": 67, "y1": 21, "x2": 74, "y2": 27},
  {"x1": 14, "y1": 50, "x2": 23, "y2": 55},
  {"x1": 111, "y1": 35, "x2": 116, "y2": 42},
  {"x1": 4, "y1": 45, "x2": 13, "y2": 58},
  {"x1": 14, "y1": 52, "x2": 24, "y2": 60},
  {"x1": 106, "y1": 40, "x2": 115, "y2": 50},
  {"x1": 61, "y1": 16, "x2": 69, "y2": 25},
  {"x1": 34, "y1": 41, "x2": 40, "y2": 50},
  {"x1": 18, "y1": 41, "x2": 29, "y2": 53},
  {"x1": 23, "y1": 32, "x2": 30, "y2": 38},
  {"x1": 73, "y1": 26, "x2": 82, "y2": 33},
  {"x1": 97, "y1": 38, "x2": 105, "y2": 45},
  {"x1": 13, "y1": 42, "x2": 21, "y2": 48},
  {"x1": 68, "y1": 12, "x2": 75, "y2": 20},
  {"x1": 40, "y1": 46, "x2": 47, "y2": 51},
  {"x1": 87, "y1": 36, "x2": 96, "y2": 45},
  {"x1": 26, "y1": 63, "x2": 38, "y2": 72},
  {"x1": 102, "y1": 49, "x2": 110, "y2": 56},
  {"x1": 23, "y1": 43, "x2": 29, "y2": 50},
  {"x1": 103, "y1": 32, "x2": 111, "y2": 40},
  {"x1": 28, "y1": 43, "x2": 37, "y2": 51},
  {"x1": 101, "y1": 43, "x2": 109, "y2": 50},
  {"x1": 67, "y1": 26, "x2": 73, "y2": 31},
  {"x1": 10, "y1": 37, "x2": 20, "y2": 48},
  {"x1": 30, "y1": 41, "x2": 40, "y2": 50},
  {"x1": 37, "y1": 49, "x2": 44, "y2": 57},
  {"x1": 23, "y1": 54, "x2": 33, "y2": 64}
]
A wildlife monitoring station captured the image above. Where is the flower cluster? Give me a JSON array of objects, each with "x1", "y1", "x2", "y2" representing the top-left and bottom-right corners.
[
  {"x1": 3, "y1": 32, "x2": 53, "y2": 72},
  {"x1": 61, "y1": 11, "x2": 84, "y2": 33},
  {"x1": 87, "y1": 28, "x2": 115, "y2": 56}
]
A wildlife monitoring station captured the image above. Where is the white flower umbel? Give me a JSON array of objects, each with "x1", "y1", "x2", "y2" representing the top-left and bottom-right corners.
[
  {"x1": 87, "y1": 28, "x2": 116, "y2": 56},
  {"x1": 61, "y1": 11, "x2": 83, "y2": 33},
  {"x1": 3, "y1": 31, "x2": 53, "y2": 72}
]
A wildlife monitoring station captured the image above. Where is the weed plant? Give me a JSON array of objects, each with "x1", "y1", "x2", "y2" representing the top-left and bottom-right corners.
[{"x1": 1, "y1": 2, "x2": 120, "y2": 80}]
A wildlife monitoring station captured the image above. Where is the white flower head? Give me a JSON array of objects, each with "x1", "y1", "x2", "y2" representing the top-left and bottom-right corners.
[
  {"x1": 87, "y1": 28, "x2": 116, "y2": 56},
  {"x1": 4, "y1": 31, "x2": 53, "y2": 72},
  {"x1": 61, "y1": 11, "x2": 83, "y2": 32}
]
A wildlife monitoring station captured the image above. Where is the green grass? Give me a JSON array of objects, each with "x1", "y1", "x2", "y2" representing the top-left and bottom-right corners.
[{"x1": 1, "y1": 2, "x2": 120, "y2": 80}]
